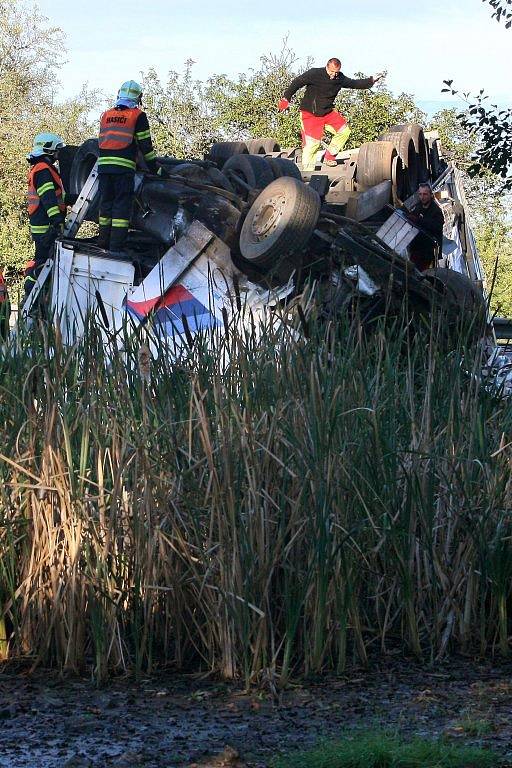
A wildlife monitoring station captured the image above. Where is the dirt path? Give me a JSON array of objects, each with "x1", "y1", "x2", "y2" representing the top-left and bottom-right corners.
[{"x1": 1, "y1": 658, "x2": 511, "y2": 767}]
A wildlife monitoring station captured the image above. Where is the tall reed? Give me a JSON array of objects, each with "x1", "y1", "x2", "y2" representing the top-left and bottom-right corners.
[{"x1": 0, "y1": 297, "x2": 510, "y2": 684}]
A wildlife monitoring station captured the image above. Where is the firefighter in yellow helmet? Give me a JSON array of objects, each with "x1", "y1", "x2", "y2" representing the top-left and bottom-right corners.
[{"x1": 97, "y1": 80, "x2": 160, "y2": 254}]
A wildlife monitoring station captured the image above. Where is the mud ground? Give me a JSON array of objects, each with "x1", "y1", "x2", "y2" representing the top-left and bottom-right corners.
[{"x1": 1, "y1": 658, "x2": 511, "y2": 767}]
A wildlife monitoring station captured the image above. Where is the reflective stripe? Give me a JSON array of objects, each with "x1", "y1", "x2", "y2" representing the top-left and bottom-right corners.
[
  {"x1": 30, "y1": 224, "x2": 50, "y2": 233},
  {"x1": 144, "y1": 150, "x2": 156, "y2": 160},
  {"x1": 99, "y1": 127, "x2": 136, "y2": 142},
  {"x1": 47, "y1": 205, "x2": 61, "y2": 218},
  {"x1": 135, "y1": 129, "x2": 151, "y2": 140},
  {"x1": 99, "y1": 216, "x2": 112, "y2": 226},
  {"x1": 112, "y1": 218, "x2": 130, "y2": 228},
  {"x1": 99, "y1": 107, "x2": 140, "y2": 150},
  {"x1": 98, "y1": 156, "x2": 136, "y2": 170},
  {"x1": 27, "y1": 162, "x2": 65, "y2": 216},
  {"x1": 37, "y1": 181, "x2": 55, "y2": 196}
]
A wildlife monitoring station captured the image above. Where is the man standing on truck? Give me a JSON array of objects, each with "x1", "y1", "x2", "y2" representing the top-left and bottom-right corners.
[
  {"x1": 25, "y1": 132, "x2": 67, "y2": 297},
  {"x1": 278, "y1": 58, "x2": 384, "y2": 171},
  {"x1": 97, "y1": 80, "x2": 160, "y2": 254}
]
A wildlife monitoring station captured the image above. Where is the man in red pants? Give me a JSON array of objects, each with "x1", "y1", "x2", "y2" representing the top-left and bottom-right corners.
[{"x1": 279, "y1": 58, "x2": 384, "y2": 171}]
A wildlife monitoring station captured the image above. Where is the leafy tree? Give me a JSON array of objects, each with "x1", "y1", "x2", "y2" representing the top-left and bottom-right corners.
[
  {"x1": 476, "y1": 213, "x2": 512, "y2": 316},
  {"x1": 142, "y1": 60, "x2": 218, "y2": 160},
  {"x1": 205, "y1": 41, "x2": 310, "y2": 148},
  {"x1": 0, "y1": 1, "x2": 95, "y2": 285},
  {"x1": 441, "y1": 2, "x2": 511, "y2": 188},
  {"x1": 334, "y1": 78, "x2": 425, "y2": 148},
  {"x1": 483, "y1": 0, "x2": 512, "y2": 26}
]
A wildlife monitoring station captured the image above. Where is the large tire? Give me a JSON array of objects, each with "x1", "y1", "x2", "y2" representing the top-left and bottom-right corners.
[
  {"x1": 268, "y1": 157, "x2": 303, "y2": 180},
  {"x1": 247, "y1": 138, "x2": 281, "y2": 154},
  {"x1": 379, "y1": 131, "x2": 418, "y2": 194},
  {"x1": 208, "y1": 141, "x2": 248, "y2": 166},
  {"x1": 429, "y1": 140, "x2": 442, "y2": 181},
  {"x1": 356, "y1": 141, "x2": 397, "y2": 187},
  {"x1": 388, "y1": 123, "x2": 428, "y2": 184},
  {"x1": 171, "y1": 162, "x2": 234, "y2": 192},
  {"x1": 222, "y1": 154, "x2": 274, "y2": 192},
  {"x1": 392, "y1": 155, "x2": 408, "y2": 202},
  {"x1": 239, "y1": 177, "x2": 320, "y2": 268},
  {"x1": 57, "y1": 145, "x2": 79, "y2": 195},
  {"x1": 69, "y1": 138, "x2": 100, "y2": 221},
  {"x1": 424, "y1": 267, "x2": 487, "y2": 336}
]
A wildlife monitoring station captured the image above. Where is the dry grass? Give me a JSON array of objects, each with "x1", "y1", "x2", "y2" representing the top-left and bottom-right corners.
[{"x1": 0, "y1": 301, "x2": 510, "y2": 684}]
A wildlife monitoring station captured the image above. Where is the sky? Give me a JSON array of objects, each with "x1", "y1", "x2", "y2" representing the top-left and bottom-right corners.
[{"x1": 38, "y1": 0, "x2": 511, "y2": 114}]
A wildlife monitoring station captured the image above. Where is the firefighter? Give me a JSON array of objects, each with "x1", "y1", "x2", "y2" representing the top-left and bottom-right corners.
[
  {"x1": 25, "y1": 132, "x2": 67, "y2": 297},
  {"x1": 97, "y1": 80, "x2": 160, "y2": 254},
  {"x1": 279, "y1": 58, "x2": 384, "y2": 171}
]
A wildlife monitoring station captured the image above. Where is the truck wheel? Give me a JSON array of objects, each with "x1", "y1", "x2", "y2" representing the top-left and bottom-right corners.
[
  {"x1": 268, "y1": 157, "x2": 303, "y2": 180},
  {"x1": 207, "y1": 141, "x2": 248, "y2": 165},
  {"x1": 69, "y1": 138, "x2": 100, "y2": 221},
  {"x1": 429, "y1": 140, "x2": 441, "y2": 181},
  {"x1": 388, "y1": 123, "x2": 428, "y2": 184},
  {"x1": 57, "y1": 145, "x2": 79, "y2": 195},
  {"x1": 247, "y1": 138, "x2": 281, "y2": 154},
  {"x1": 356, "y1": 141, "x2": 397, "y2": 187},
  {"x1": 378, "y1": 132, "x2": 418, "y2": 194},
  {"x1": 239, "y1": 176, "x2": 320, "y2": 267},
  {"x1": 222, "y1": 155, "x2": 275, "y2": 192},
  {"x1": 204, "y1": 166, "x2": 235, "y2": 192}
]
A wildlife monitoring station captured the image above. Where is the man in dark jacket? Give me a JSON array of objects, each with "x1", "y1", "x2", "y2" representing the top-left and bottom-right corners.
[
  {"x1": 405, "y1": 183, "x2": 445, "y2": 271},
  {"x1": 279, "y1": 58, "x2": 384, "y2": 171},
  {"x1": 97, "y1": 80, "x2": 160, "y2": 254}
]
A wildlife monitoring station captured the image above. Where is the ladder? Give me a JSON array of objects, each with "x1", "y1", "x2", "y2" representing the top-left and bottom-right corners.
[{"x1": 63, "y1": 163, "x2": 99, "y2": 238}]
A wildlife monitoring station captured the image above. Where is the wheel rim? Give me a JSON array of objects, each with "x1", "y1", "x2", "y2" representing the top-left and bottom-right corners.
[{"x1": 251, "y1": 194, "x2": 286, "y2": 239}]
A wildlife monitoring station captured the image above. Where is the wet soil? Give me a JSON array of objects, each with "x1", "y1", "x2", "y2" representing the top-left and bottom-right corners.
[{"x1": 1, "y1": 658, "x2": 511, "y2": 767}]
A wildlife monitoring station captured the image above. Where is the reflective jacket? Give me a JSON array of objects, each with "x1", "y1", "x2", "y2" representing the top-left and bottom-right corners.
[
  {"x1": 27, "y1": 160, "x2": 66, "y2": 238},
  {"x1": 98, "y1": 106, "x2": 158, "y2": 174}
]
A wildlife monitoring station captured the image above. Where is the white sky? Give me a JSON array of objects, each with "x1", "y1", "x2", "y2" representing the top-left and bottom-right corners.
[{"x1": 39, "y1": 0, "x2": 511, "y2": 111}]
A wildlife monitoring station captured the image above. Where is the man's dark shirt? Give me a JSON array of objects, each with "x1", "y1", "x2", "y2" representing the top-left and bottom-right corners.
[
  {"x1": 283, "y1": 67, "x2": 374, "y2": 116},
  {"x1": 409, "y1": 199, "x2": 444, "y2": 254}
]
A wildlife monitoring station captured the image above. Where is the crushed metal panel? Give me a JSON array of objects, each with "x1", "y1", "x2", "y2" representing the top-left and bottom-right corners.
[
  {"x1": 51, "y1": 242, "x2": 134, "y2": 345},
  {"x1": 126, "y1": 221, "x2": 215, "y2": 322},
  {"x1": 376, "y1": 210, "x2": 419, "y2": 255}
]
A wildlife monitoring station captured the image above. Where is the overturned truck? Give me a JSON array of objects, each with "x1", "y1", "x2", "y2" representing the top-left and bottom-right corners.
[{"x1": 23, "y1": 124, "x2": 490, "y2": 355}]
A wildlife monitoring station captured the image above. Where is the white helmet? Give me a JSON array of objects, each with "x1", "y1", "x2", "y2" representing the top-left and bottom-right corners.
[
  {"x1": 28, "y1": 132, "x2": 66, "y2": 159},
  {"x1": 116, "y1": 80, "x2": 143, "y2": 108}
]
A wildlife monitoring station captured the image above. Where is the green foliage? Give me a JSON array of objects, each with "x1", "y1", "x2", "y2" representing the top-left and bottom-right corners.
[
  {"x1": 0, "y1": 1, "x2": 96, "y2": 280},
  {"x1": 476, "y1": 213, "x2": 512, "y2": 316},
  {"x1": 142, "y1": 59, "x2": 218, "y2": 160},
  {"x1": 483, "y1": 0, "x2": 512, "y2": 28},
  {"x1": 335, "y1": 78, "x2": 425, "y2": 148},
  {"x1": 204, "y1": 41, "x2": 310, "y2": 148},
  {"x1": 273, "y1": 732, "x2": 501, "y2": 768},
  {"x1": 142, "y1": 42, "x2": 425, "y2": 154}
]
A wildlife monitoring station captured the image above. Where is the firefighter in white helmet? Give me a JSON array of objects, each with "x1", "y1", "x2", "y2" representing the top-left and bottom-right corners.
[
  {"x1": 25, "y1": 132, "x2": 67, "y2": 297},
  {"x1": 97, "y1": 80, "x2": 160, "y2": 254}
]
